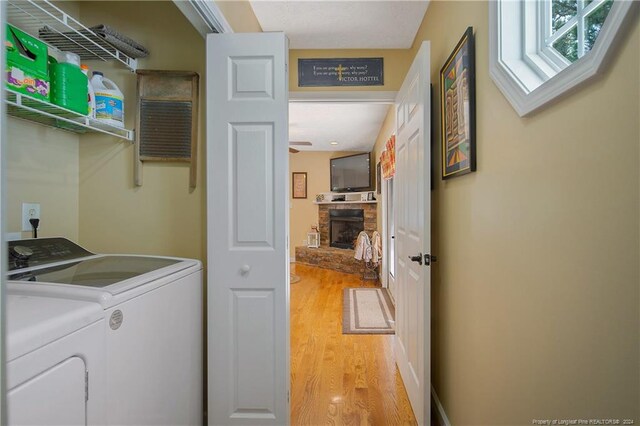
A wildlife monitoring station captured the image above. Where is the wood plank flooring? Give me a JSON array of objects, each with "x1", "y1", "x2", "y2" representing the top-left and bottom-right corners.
[{"x1": 290, "y1": 263, "x2": 417, "y2": 425}]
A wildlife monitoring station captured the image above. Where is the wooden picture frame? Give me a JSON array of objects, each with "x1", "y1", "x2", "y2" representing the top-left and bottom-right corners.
[
  {"x1": 292, "y1": 172, "x2": 307, "y2": 199},
  {"x1": 440, "y1": 26, "x2": 476, "y2": 179}
]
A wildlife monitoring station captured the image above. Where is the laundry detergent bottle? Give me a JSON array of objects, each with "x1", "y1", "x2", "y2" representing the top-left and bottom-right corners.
[
  {"x1": 91, "y1": 71, "x2": 124, "y2": 127},
  {"x1": 81, "y1": 65, "x2": 96, "y2": 118},
  {"x1": 49, "y1": 52, "x2": 88, "y2": 115}
]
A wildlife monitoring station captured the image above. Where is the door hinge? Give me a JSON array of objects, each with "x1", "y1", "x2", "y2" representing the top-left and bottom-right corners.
[
  {"x1": 287, "y1": 390, "x2": 290, "y2": 403},
  {"x1": 85, "y1": 371, "x2": 89, "y2": 401}
]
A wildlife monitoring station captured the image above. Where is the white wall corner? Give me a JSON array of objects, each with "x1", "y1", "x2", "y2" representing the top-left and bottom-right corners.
[{"x1": 431, "y1": 386, "x2": 451, "y2": 426}]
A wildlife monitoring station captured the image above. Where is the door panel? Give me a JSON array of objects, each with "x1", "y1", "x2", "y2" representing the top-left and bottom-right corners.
[
  {"x1": 207, "y1": 32, "x2": 289, "y2": 425},
  {"x1": 394, "y1": 42, "x2": 431, "y2": 425}
]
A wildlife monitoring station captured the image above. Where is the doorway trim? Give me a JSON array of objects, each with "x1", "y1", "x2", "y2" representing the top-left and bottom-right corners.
[{"x1": 289, "y1": 91, "x2": 396, "y2": 103}]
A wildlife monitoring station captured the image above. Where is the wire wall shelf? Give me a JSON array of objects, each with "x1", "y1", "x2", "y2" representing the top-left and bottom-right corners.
[
  {"x1": 7, "y1": 0, "x2": 137, "y2": 71},
  {"x1": 6, "y1": 90, "x2": 134, "y2": 141}
]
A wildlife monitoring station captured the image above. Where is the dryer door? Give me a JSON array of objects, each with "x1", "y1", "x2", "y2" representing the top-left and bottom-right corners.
[{"x1": 8, "y1": 356, "x2": 87, "y2": 425}]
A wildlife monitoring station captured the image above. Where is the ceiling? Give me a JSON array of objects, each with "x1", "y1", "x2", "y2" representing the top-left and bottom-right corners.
[
  {"x1": 289, "y1": 103, "x2": 390, "y2": 152},
  {"x1": 249, "y1": 1, "x2": 430, "y2": 49}
]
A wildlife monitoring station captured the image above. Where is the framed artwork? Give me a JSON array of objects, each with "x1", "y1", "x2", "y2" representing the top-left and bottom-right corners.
[
  {"x1": 376, "y1": 162, "x2": 382, "y2": 194},
  {"x1": 440, "y1": 26, "x2": 476, "y2": 179},
  {"x1": 292, "y1": 172, "x2": 307, "y2": 199}
]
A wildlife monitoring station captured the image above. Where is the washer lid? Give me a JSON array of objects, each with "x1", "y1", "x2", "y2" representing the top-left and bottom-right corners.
[
  {"x1": 8, "y1": 256, "x2": 182, "y2": 287},
  {"x1": 6, "y1": 294, "x2": 103, "y2": 361}
]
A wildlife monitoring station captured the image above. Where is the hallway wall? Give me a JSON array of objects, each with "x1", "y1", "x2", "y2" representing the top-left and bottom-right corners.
[
  {"x1": 78, "y1": 1, "x2": 206, "y2": 259},
  {"x1": 409, "y1": 1, "x2": 639, "y2": 423},
  {"x1": 289, "y1": 151, "x2": 358, "y2": 257}
]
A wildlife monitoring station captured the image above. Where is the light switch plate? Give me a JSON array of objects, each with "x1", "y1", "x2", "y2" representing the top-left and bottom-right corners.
[{"x1": 22, "y1": 203, "x2": 40, "y2": 232}]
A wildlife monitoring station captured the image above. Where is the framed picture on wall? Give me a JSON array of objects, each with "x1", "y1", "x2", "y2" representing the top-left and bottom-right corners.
[
  {"x1": 440, "y1": 26, "x2": 476, "y2": 179},
  {"x1": 292, "y1": 172, "x2": 307, "y2": 199},
  {"x1": 376, "y1": 162, "x2": 382, "y2": 194}
]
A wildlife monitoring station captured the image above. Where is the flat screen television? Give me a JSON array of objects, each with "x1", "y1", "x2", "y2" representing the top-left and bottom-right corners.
[{"x1": 330, "y1": 153, "x2": 371, "y2": 192}]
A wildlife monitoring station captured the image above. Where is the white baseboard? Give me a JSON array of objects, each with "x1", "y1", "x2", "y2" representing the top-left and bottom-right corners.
[{"x1": 431, "y1": 385, "x2": 451, "y2": 426}]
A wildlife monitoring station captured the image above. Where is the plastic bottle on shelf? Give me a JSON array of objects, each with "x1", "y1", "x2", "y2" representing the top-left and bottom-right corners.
[
  {"x1": 91, "y1": 71, "x2": 124, "y2": 128},
  {"x1": 49, "y1": 52, "x2": 88, "y2": 115},
  {"x1": 80, "y1": 65, "x2": 96, "y2": 118}
]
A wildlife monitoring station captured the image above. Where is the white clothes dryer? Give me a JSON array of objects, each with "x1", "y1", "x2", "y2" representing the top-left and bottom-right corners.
[
  {"x1": 7, "y1": 238, "x2": 203, "y2": 426},
  {"x1": 6, "y1": 293, "x2": 106, "y2": 426}
]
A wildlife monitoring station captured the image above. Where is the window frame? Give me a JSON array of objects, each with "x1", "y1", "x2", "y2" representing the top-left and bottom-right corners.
[{"x1": 489, "y1": 0, "x2": 637, "y2": 117}]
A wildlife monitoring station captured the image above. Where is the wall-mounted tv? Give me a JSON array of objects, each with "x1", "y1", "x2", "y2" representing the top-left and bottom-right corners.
[{"x1": 330, "y1": 153, "x2": 371, "y2": 192}]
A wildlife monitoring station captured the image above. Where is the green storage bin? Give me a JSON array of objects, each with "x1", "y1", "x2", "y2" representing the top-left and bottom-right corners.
[{"x1": 5, "y1": 24, "x2": 50, "y2": 101}]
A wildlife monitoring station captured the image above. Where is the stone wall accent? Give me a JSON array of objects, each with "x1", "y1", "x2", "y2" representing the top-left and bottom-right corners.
[
  {"x1": 295, "y1": 246, "x2": 365, "y2": 275},
  {"x1": 295, "y1": 202, "x2": 378, "y2": 276},
  {"x1": 318, "y1": 203, "x2": 377, "y2": 247}
]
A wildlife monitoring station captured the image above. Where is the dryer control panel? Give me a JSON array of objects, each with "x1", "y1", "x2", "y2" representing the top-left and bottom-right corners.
[{"x1": 8, "y1": 238, "x2": 94, "y2": 271}]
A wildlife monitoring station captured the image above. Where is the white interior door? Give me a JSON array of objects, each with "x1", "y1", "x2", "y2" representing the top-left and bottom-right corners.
[
  {"x1": 207, "y1": 32, "x2": 289, "y2": 425},
  {"x1": 394, "y1": 41, "x2": 431, "y2": 425}
]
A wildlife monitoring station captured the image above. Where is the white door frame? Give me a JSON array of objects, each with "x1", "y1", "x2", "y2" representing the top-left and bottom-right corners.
[
  {"x1": 289, "y1": 91, "x2": 397, "y2": 103},
  {"x1": 380, "y1": 175, "x2": 396, "y2": 294}
]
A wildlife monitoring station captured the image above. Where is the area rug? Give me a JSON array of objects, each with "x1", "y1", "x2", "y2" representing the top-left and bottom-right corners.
[
  {"x1": 290, "y1": 274, "x2": 301, "y2": 284},
  {"x1": 342, "y1": 288, "x2": 395, "y2": 334}
]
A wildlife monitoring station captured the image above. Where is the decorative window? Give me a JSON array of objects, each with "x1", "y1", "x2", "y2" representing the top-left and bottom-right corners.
[{"x1": 489, "y1": 0, "x2": 636, "y2": 116}]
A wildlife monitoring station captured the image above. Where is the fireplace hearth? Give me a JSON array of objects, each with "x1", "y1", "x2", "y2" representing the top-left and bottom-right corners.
[{"x1": 329, "y1": 209, "x2": 364, "y2": 249}]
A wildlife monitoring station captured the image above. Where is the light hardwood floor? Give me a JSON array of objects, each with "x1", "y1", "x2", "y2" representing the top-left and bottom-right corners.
[{"x1": 290, "y1": 263, "x2": 417, "y2": 425}]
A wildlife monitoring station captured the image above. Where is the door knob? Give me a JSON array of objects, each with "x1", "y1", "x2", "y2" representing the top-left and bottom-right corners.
[
  {"x1": 240, "y1": 264, "x2": 251, "y2": 275},
  {"x1": 408, "y1": 253, "x2": 423, "y2": 265}
]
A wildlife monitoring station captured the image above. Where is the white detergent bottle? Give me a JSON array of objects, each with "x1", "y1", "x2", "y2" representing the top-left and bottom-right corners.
[
  {"x1": 91, "y1": 71, "x2": 124, "y2": 128},
  {"x1": 81, "y1": 65, "x2": 96, "y2": 118}
]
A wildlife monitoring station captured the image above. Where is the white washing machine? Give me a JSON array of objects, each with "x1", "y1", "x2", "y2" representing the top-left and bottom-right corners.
[
  {"x1": 6, "y1": 293, "x2": 106, "y2": 426},
  {"x1": 6, "y1": 237, "x2": 203, "y2": 426}
]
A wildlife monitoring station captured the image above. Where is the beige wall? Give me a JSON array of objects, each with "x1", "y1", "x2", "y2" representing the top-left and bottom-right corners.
[
  {"x1": 78, "y1": 1, "x2": 206, "y2": 259},
  {"x1": 214, "y1": 0, "x2": 262, "y2": 33},
  {"x1": 406, "y1": 1, "x2": 639, "y2": 423},
  {"x1": 5, "y1": 120, "x2": 79, "y2": 240},
  {"x1": 290, "y1": 49, "x2": 412, "y2": 92},
  {"x1": 5, "y1": 1, "x2": 80, "y2": 241},
  {"x1": 289, "y1": 151, "x2": 361, "y2": 256}
]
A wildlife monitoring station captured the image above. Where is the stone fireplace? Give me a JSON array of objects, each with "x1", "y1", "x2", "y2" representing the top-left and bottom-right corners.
[
  {"x1": 295, "y1": 202, "x2": 377, "y2": 275},
  {"x1": 319, "y1": 203, "x2": 376, "y2": 247},
  {"x1": 329, "y1": 209, "x2": 364, "y2": 249}
]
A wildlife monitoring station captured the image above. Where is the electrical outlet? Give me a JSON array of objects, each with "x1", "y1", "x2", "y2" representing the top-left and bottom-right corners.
[{"x1": 22, "y1": 203, "x2": 40, "y2": 232}]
